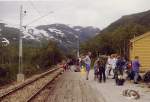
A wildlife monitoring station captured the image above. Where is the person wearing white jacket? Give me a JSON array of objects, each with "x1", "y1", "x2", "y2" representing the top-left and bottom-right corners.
[
  {"x1": 105, "y1": 56, "x2": 113, "y2": 78},
  {"x1": 82, "y1": 52, "x2": 91, "y2": 80},
  {"x1": 111, "y1": 56, "x2": 117, "y2": 78}
]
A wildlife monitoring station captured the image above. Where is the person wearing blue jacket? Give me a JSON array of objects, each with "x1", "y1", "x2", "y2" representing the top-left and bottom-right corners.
[
  {"x1": 115, "y1": 56, "x2": 126, "y2": 85},
  {"x1": 132, "y1": 56, "x2": 141, "y2": 84}
]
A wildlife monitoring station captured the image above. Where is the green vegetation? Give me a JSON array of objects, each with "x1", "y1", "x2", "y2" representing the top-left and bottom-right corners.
[
  {"x1": 81, "y1": 10, "x2": 150, "y2": 59},
  {"x1": 0, "y1": 40, "x2": 64, "y2": 86}
]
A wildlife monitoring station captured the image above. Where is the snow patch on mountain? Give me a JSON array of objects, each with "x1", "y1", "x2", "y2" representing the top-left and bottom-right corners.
[
  {"x1": 5, "y1": 23, "x2": 19, "y2": 28},
  {"x1": 49, "y1": 36, "x2": 55, "y2": 39},
  {"x1": 21, "y1": 27, "x2": 52, "y2": 41},
  {"x1": 38, "y1": 30, "x2": 49, "y2": 37},
  {"x1": 2, "y1": 37, "x2": 10, "y2": 46},
  {"x1": 0, "y1": 37, "x2": 10, "y2": 46},
  {"x1": 74, "y1": 28, "x2": 81, "y2": 31},
  {"x1": 48, "y1": 28, "x2": 64, "y2": 37},
  {"x1": 0, "y1": 23, "x2": 100, "y2": 51},
  {"x1": 30, "y1": 28, "x2": 49, "y2": 37},
  {"x1": 74, "y1": 35, "x2": 78, "y2": 38},
  {"x1": 22, "y1": 30, "x2": 35, "y2": 40},
  {"x1": 67, "y1": 40, "x2": 73, "y2": 44}
]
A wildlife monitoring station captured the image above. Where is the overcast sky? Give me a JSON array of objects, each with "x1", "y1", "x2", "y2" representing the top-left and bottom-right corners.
[{"x1": 0, "y1": 0, "x2": 150, "y2": 29}]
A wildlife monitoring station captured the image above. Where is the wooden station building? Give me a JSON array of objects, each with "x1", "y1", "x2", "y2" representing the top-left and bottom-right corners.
[{"x1": 130, "y1": 32, "x2": 150, "y2": 71}]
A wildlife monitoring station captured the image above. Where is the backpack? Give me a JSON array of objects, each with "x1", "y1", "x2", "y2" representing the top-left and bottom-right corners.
[{"x1": 143, "y1": 71, "x2": 150, "y2": 83}]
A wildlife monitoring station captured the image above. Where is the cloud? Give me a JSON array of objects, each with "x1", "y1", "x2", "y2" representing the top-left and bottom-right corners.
[{"x1": 0, "y1": 0, "x2": 150, "y2": 29}]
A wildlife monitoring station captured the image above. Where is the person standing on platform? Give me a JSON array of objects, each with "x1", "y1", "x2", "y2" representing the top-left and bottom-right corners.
[
  {"x1": 112, "y1": 55, "x2": 117, "y2": 79},
  {"x1": 98, "y1": 58, "x2": 106, "y2": 83},
  {"x1": 132, "y1": 56, "x2": 141, "y2": 84},
  {"x1": 93, "y1": 58, "x2": 99, "y2": 80},
  {"x1": 82, "y1": 52, "x2": 92, "y2": 80},
  {"x1": 115, "y1": 56, "x2": 125, "y2": 85},
  {"x1": 105, "y1": 55, "x2": 113, "y2": 78}
]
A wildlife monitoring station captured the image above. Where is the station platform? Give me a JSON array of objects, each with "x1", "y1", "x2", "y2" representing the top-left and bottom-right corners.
[{"x1": 47, "y1": 70, "x2": 150, "y2": 102}]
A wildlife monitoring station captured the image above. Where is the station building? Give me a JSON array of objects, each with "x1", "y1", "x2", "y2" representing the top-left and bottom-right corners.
[{"x1": 130, "y1": 32, "x2": 150, "y2": 71}]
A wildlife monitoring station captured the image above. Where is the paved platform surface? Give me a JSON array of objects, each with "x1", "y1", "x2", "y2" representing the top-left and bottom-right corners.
[
  {"x1": 87, "y1": 70, "x2": 150, "y2": 102},
  {"x1": 47, "y1": 71, "x2": 105, "y2": 102},
  {"x1": 47, "y1": 70, "x2": 150, "y2": 102}
]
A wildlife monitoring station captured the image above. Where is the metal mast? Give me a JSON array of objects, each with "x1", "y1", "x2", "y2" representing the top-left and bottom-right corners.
[
  {"x1": 19, "y1": 5, "x2": 23, "y2": 74},
  {"x1": 77, "y1": 33, "x2": 80, "y2": 58},
  {"x1": 17, "y1": 5, "x2": 24, "y2": 82}
]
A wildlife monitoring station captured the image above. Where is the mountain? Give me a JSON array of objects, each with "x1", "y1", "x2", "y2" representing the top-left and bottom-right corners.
[
  {"x1": 72, "y1": 26, "x2": 100, "y2": 41},
  {"x1": 81, "y1": 10, "x2": 150, "y2": 55},
  {"x1": 102, "y1": 10, "x2": 150, "y2": 33},
  {"x1": 0, "y1": 23, "x2": 100, "y2": 51}
]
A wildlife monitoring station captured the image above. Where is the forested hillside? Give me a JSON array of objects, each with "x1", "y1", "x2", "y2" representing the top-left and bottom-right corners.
[
  {"x1": 81, "y1": 10, "x2": 150, "y2": 58},
  {"x1": 0, "y1": 22, "x2": 99, "y2": 85},
  {"x1": 0, "y1": 40, "x2": 64, "y2": 86}
]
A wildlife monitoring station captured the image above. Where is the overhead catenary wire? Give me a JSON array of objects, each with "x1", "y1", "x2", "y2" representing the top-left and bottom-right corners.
[
  {"x1": 25, "y1": 11, "x2": 53, "y2": 26},
  {"x1": 1, "y1": 1, "x2": 54, "y2": 28},
  {"x1": 26, "y1": 0, "x2": 53, "y2": 27},
  {"x1": 28, "y1": 0, "x2": 42, "y2": 16}
]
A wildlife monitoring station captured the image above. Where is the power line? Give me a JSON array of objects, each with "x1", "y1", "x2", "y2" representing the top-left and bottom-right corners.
[
  {"x1": 28, "y1": 0, "x2": 42, "y2": 16},
  {"x1": 27, "y1": 0, "x2": 53, "y2": 26},
  {"x1": 1, "y1": 2, "x2": 54, "y2": 28},
  {"x1": 25, "y1": 11, "x2": 53, "y2": 26}
]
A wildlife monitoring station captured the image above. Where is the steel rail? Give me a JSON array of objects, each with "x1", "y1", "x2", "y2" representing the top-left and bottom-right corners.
[{"x1": 0, "y1": 67, "x2": 60, "y2": 100}]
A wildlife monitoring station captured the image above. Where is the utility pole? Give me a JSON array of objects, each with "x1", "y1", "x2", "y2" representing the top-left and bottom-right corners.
[
  {"x1": 17, "y1": 5, "x2": 25, "y2": 82},
  {"x1": 124, "y1": 40, "x2": 126, "y2": 57},
  {"x1": 77, "y1": 33, "x2": 80, "y2": 58},
  {"x1": 133, "y1": 34, "x2": 136, "y2": 60}
]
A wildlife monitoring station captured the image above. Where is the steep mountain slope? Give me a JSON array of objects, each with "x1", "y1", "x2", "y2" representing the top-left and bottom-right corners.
[
  {"x1": 81, "y1": 10, "x2": 150, "y2": 55},
  {"x1": 0, "y1": 23, "x2": 100, "y2": 51},
  {"x1": 73, "y1": 26, "x2": 100, "y2": 41},
  {"x1": 102, "y1": 10, "x2": 150, "y2": 33}
]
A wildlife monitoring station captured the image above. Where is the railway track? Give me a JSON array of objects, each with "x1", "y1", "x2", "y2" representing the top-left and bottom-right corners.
[
  {"x1": 0, "y1": 67, "x2": 63, "y2": 102},
  {"x1": 27, "y1": 72, "x2": 62, "y2": 102}
]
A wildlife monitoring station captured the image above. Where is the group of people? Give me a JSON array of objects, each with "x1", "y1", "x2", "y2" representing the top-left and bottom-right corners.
[
  {"x1": 80, "y1": 52, "x2": 141, "y2": 85},
  {"x1": 93, "y1": 54, "x2": 141, "y2": 85},
  {"x1": 62, "y1": 52, "x2": 141, "y2": 85}
]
